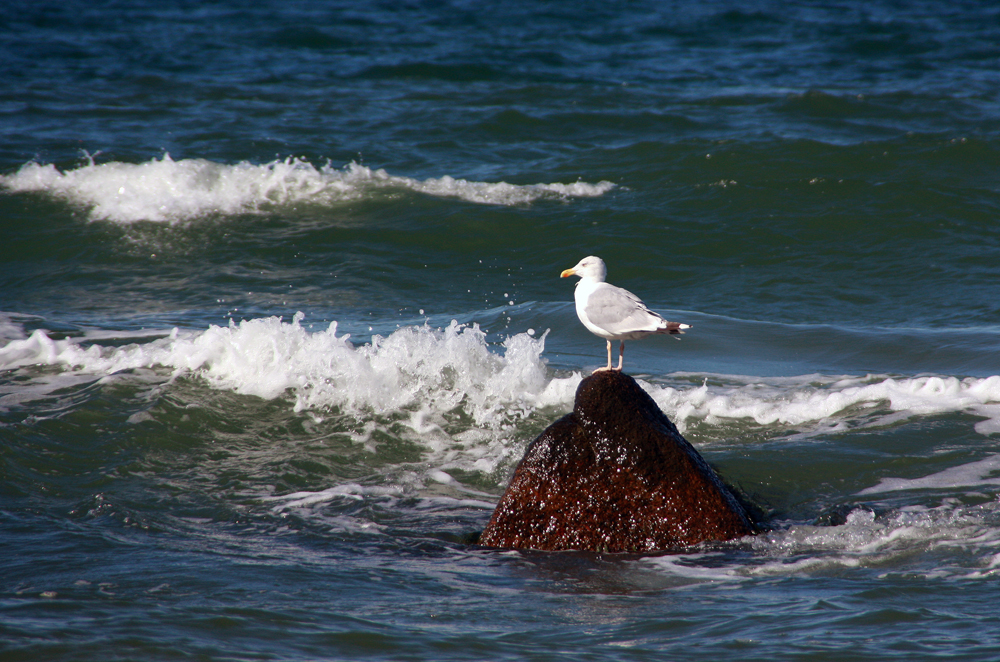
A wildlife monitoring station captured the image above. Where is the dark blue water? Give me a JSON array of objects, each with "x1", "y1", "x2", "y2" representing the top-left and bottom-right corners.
[{"x1": 4, "y1": 1, "x2": 1000, "y2": 660}]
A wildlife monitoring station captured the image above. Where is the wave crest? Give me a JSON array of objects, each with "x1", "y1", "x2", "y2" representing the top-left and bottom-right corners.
[
  {"x1": 0, "y1": 314, "x2": 572, "y2": 430},
  {"x1": 0, "y1": 155, "x2": 616, "y2": 223},
  {"x1": 6, "y1": 316, "x2": 1000, "y2": 438}
]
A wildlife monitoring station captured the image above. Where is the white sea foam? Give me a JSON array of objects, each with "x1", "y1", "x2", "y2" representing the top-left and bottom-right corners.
[
  {"x1": 743, "y1": 448, "x2": 1000, "y2": 580},
  {"x1": 0, "y1": 155, "x2": 616, "y2": 223},
  {"x1": 0, "y1": 314, "x2": 573, "y2": 433},
  {"x1": 859, "y1": 454, "x2": 1000, "y2": 495},
  {"x1": 638, "y1": 372, "x2": 1000, "y2": 436},
  {"x1": 0, "y1": 317, "x2": 27, "y2": 343},
  {"x1": 749, "y1": 502, "x2": 1000, "y2": 579},
  {"x1": 263, "y1": 477, "x2": 496, "y2": 513},
  {"x1": 265, "y1": 483, "x2": 402, "y2": 510},
  {"x1": 5, "y1": 318, "x2": 1000, "y2": 439},
  {"x1": 641, "y1": 501, "x2": 1000, "y2": 581}
]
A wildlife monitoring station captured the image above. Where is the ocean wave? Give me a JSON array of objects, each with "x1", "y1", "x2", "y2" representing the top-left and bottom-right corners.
[
  {"x1": 5, "y1": 315, "x2": 1000, "y2": 438},
  {"x1": 0, "y1": 155, "x2": 616, "y2": 223},
  {"x1": 639, "y1": 372, "x2": 1000, "y2": 437},
  {"x1": 0, "y1": 314, "x2": 570, "y2": 430}
]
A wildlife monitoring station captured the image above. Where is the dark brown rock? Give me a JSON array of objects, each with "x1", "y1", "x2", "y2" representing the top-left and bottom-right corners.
[{"x1": 480, "y1": 370, "x2": 757, "y2": 552}]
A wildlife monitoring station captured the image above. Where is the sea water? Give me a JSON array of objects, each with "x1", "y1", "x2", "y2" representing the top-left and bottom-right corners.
[{"x1": 3, "y1": 1, "x2": 1000, "y2": 659}]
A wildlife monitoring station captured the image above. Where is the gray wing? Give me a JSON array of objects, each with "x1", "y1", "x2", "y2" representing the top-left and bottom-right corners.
[{"x1": 583, "y1": 283, "x2": 665, "y2": 334}]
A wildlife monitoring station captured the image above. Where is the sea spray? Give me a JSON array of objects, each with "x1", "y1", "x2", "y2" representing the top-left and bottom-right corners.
[{"x1": 0, "y1": 314, "x2": 567, "y2": 430}]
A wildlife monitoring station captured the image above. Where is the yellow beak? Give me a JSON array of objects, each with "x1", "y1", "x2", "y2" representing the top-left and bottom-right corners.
[{"x1": 560, "y1": 268, "x2": 576, "y2": 278}]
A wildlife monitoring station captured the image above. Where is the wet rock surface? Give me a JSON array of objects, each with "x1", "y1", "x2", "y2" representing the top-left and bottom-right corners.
[{"x1": 480, "y1": 371, "x2": 758, "y2": 552}]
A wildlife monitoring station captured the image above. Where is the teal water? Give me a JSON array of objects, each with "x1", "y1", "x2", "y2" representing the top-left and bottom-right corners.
[{"x1": 4, "y1": 2, "x2": 1000, "y2": 660}]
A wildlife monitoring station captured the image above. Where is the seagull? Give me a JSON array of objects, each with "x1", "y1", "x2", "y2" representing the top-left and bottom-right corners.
[{"x1": 560, "y1": 256, "x2": 691, "y2": 372}]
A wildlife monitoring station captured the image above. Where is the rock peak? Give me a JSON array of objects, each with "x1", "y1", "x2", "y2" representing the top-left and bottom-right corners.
[{"x1": 480, "y1": 371, "x2": 757, "y2": 553}]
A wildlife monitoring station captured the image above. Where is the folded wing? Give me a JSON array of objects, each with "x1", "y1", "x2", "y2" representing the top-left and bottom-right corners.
[{"x1": 583, "y1": 283, "x2": 668, "y2": 336}]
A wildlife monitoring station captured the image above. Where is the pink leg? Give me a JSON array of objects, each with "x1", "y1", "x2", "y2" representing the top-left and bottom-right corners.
[
  {"x1": 594, "y1": 340, "x2": 614, "y2": 373},
  {"x1": 616, "y1": 341, "x2": 624, "y2": 371}
]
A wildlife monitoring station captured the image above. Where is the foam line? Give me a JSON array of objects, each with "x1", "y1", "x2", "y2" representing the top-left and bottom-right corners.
[
  {"x1": 640, "y1": 373, "x2": 1000, "y2": 434},
  {"x1": 5, "y1": 316, "x2": 1000, "y2": 437},
  {"x1": 1, "y1": 155, "x2": 615, "y2": 223},
  {"x1": 858, "y1": 455, "x2": 1000, "y2": 495}
]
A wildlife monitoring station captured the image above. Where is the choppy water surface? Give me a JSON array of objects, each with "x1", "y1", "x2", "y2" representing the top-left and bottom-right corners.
[{"x1": 4, "y1": 1, "x2": 1000, "y2": 659}]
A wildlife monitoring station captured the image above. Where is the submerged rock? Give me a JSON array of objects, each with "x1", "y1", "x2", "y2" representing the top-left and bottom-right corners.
[{"x1": 480, "y1": 371, "x2": 757, "y2": 553}]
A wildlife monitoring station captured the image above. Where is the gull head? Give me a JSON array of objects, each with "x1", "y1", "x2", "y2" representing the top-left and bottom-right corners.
[{"x1": 560, "y1": 256, "x2": 607, "y2": 282}]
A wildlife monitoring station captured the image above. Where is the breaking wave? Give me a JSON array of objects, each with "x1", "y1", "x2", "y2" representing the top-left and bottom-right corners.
[
  {"x1": 0, "y1": 155, "x2": 616, "y2": 223},
  {"x1": 5, "y1": 314, "x2": 1000, "y2": 438}
]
